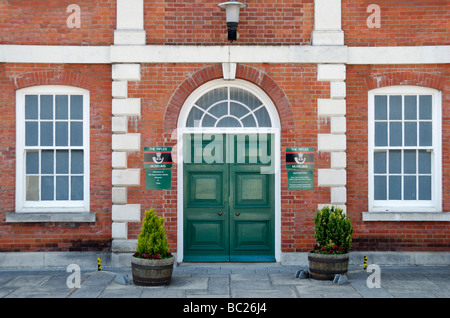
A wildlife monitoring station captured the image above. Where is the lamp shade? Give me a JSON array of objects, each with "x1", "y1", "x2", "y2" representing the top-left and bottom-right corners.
[{"x1": 218, "y1": 1, "x2": 247, "y2": 26}]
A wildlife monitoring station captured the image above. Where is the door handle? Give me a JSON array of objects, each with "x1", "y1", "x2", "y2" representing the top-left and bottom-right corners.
[
  {"x1": 235, "y1": 211, "x2": 240, "y2": 216},
  {"x1": 218, "y1": 211, "x2": 223, "y2": 216}
]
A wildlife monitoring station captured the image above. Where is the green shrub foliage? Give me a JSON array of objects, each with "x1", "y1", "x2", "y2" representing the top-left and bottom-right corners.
[
  {"x1": 135, "y1": 209, "x2": 171, "y2": 259},
  {"x1": 313, "y1": 206, "x2": 353, "y2": 254}
]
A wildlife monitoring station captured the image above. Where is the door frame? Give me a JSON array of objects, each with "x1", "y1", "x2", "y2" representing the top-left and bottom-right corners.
[{"x1": 176, "y1": 79, "x2": 281, "y2": 263}]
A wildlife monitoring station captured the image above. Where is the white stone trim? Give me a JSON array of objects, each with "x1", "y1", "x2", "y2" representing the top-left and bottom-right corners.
[
  {"x1": 112, "y1": 204, "x2": 141, "y2": 222},
  {"x1": 112, "y1": 81, "x2": 128, "y2": 98},
  {"x1": 112, "y1": 169, "x2": 140, "y2": 187},
  {"x1": 112, "y1": 98, "x2": 141, "y2": 117},
  {"x1": 116, "y1": 0, "x2": 144, "y2": 30},
  {"x1": 112, "y1": 64, "x2": 141, "y2": 81},
  {"x1": 348, "y1": 46, "x2": 450, "y2": 65},
  {"x1": 112, "y1": 222, "x2": 128, "y2": 239},
  {"x1": 112, "y1": 133, "x2": 141, "y2": 152},
  {"x1": 317, "y1": 99, "x2": 346, "y2": 117},
  {"x1": 318, "y1": 134, "x2": 346, "y2": 152},
  {"x1": 222, "y1": 62, "x2": 237, "y2": 80},
  {"x1": 318, "y1": 169, "x2": 346, "y2": 187},
  {"x1": 317, "y1": 64, "x2": 346, "y2": 82},
  {"x1": 112, "y1": 187, "x2": 128, "y2": 204},
  {"x1": 112, "y1": 116, "x2": 128, "y2": 134},
  {"x1": 112, "y1": 152, "x2": 128, "y2": 169},
  {"x1": 1, "y1": 45, "x2": 449, "y2": 65}
]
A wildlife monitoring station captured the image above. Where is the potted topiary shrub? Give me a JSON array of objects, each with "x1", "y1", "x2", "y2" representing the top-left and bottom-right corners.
[
  {"x1": 308, "y1": 206, "x2": 353, "y2": 280},
  {"x1": 131, "y1": 208, "x2": 174, "y2": 286}
]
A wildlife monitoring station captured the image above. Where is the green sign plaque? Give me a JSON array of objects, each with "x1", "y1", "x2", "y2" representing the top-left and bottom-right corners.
[
  {"x1": 287, "y1": 170, "x2": 313, "y2": 190},
  {"x1": 286, "y1": 147, "x2": 314, "y2": 169},
  {"x1": 145, "y1": 170, "x2": 172, "y2": 190}
]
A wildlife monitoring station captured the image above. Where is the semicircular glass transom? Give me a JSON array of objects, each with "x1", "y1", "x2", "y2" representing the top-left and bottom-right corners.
[{"x1": 186, "y1": 86, "x2": 272, "y2": 128}]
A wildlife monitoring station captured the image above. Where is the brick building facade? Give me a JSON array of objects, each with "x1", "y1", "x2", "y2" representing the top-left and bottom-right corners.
[{"x1": 0, "y1": 0, "x2": 449, "y2": 267}]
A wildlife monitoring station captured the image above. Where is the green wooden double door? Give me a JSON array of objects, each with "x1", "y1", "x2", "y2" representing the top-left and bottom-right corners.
[{"x1": 183, "y1": 134, "x2": 275, "y2": 262}]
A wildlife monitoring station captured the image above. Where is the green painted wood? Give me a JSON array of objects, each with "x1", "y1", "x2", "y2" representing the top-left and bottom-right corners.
[{"x1": 184, "y1": 134, "x2": 274, "y2": 262}]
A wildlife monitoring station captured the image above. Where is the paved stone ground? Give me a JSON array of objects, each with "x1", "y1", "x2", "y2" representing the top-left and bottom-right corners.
[{"x1": 0, "y1": 264, "x2": 449, "y2": 298}]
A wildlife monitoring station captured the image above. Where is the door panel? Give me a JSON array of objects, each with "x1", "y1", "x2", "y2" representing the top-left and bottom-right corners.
[
  {"x1": 184, "y1": 164, "x2": 229, "y2": 261},
  {"x1": 230, "y1": 164, "x2": 275, "y2": 261}
]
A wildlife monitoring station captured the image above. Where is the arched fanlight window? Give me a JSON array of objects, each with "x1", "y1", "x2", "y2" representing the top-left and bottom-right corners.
[{"x1": 186, "y1": 86, "x2": 272, "y2": 128}]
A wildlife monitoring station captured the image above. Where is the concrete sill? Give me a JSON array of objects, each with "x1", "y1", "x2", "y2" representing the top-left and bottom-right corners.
[
  {"x1": 362, "y1": 212, "x2": 450, "y2": 222},
  {"x1": 5, "y1": 212, "x2": 96, "y2": 223}
]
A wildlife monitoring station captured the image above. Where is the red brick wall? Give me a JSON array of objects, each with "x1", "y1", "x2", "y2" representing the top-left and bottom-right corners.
[
  {"x1": 0, "y1": 63, "x2": 112, "y2": 252},
  {"x1": 342, "y1": 0, "x2": 450, "y2": 46},
  {"x1": 346, "y1": 64, "x2": 450, "y2": 251},
  {"x1": 125, "y1": 63, "x2": 331, "y2": 253},
  {"x1": 145, "y1": 0, "x2": 314, "y2": 45},
  {"x1": 0, "y1": 0, "x2": 116, "y2": 45}
]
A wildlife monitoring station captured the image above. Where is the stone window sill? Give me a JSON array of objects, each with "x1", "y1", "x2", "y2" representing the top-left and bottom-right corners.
[
  {"x1": 5, "y1": 212, "x2": 96, "y2": 223},
  {"x1": 362, "y1": 212, "x2": 450, "y2": 222}
]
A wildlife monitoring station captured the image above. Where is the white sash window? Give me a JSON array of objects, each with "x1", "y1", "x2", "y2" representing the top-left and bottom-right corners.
[
  {"x1": 16, "y1": 86, "x2": 90, "y2": 213},
  {"x1": 368, "y1": 86, "x2": 442, "y2": 213}
]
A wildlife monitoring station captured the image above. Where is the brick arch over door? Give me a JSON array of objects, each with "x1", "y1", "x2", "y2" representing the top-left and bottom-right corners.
[{"x1": 163, "y1": 64, "x2": 295, "y2": 130}]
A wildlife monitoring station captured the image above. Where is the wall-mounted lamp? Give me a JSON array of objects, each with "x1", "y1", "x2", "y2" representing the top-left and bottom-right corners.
[{"x1": 218, "y1": 1, "x2": 247, "y2": 42}]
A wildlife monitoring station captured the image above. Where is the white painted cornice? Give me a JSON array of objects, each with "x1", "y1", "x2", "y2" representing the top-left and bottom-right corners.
[{"x1": 0, "y1": 44, "x2": 448, "y2": 65}]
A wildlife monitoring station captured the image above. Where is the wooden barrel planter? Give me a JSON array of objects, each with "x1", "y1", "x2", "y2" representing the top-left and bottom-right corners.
[
  {"x1": 308, "y1": 252, "x2": 349, "y2": 280},
  {"x1": 131, "y1": 256, "x2": 174, "y2": 286}
]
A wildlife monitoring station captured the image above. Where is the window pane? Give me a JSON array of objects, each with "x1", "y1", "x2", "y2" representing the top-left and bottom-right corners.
[
  {"x1": 389, "y1": 122, "x2": 402, "y2": 146},
  {"x1": 240, "y1": 115, "x2": 257, "y2": 127},
  {"x1": 25, "y1": 95, "x2": 38, "y2": 119},
  {"x1": 254, "y1": 107, "x2": 271, "y2": 127},
  {"x1": 56, "y1": 150, "x2": 69, "y2": 174},
  {"x1": 419, "y1": 122, "x2": 432, "y2": 146},
  {"x1": 389, "y1": 176, "x2": 401, "y2": 200},
  {"x1": 374, "y1": 95, "x2": 387, "y2": 120},
  {"x1": 403, "y1": 176, "x2": 416, "y2": 200},
  {"x1": 196, "y1": 87, "x2": 227, "y2": 110},
  {"x1": 216, "y1": 117, "x2": 242, "y2": 127},
  {"x1": 374, "y1": 176, "x2": 387, "y2": 200},
  {"x1": 25, "y1": 122, "x2": 38, "y2": 146},
  {"x1": 70, "y1": 122, "x2": 83, "y2": 146},
  {"x1": 419, "y1": 95, "x2": 432, "y2": 120},
  {"x1": 389, "y1": 96, "x2": 402, "y2": 120},
  {"x1": 404, "y1": 122, "x2": 417, "y2": 146},
  {"x1": 70, "y1": 95, "x2": 83, "y2": 120},
  {"x1": 418, "y1": 150, "x2": 431, "y2": 174},
  {"x1": 40, "y1": 95, "x2": 53, "y2": 120},
  {"x1": 209, "y1": 102, "x2": 228, "y2": 118},
  {"x1": 389, "y1": 150, "x2": 401, "y2": 173},
  {"x1": 186, "y1": 107, "x2": 203, "y2": 127},
  {"x1": 41, "y1": 176, "x2": 54, "y2": 200},
  {"x1": 56, "y1": 176, "x2": 69, "y2": 200},
  {"x1": 26, "y1": 151, "x2": 39, "y2": 174},
  {"x1": 404, "y1": 96, "x2": 417, "y2": 120},
  {"x1": 71, "y1": 150, "x2": 84, "y2": 174},
  {"x1": 26, "y1": 176, "x2": 39, "y2": 201},
  {"x1": 374, "y1": 152, "x2": 386, "y2": 174},
  {"x1": 71, "y1": 176, "x2": 84, "y2": 200},
  {"x1": 55, "y1": 95, "x2": 68, "y2": 119},
  {"x1": 41, "y1": 150, "x2": 54, "y2": 174},
  {"x1": 374, "y1": 122, "x2": 387, "y2": 146},
  {"x1": 55, "y1": 122, "x2": 68, "y2": 146},
  {"x1": 202, "y1": 114, "x2": 216, "y2": 127},
  {"x1": 419, "y1": 176, "x2": 431, "y2": 200},
  {"x1": 403, "y1": 150, "x2": 416, "y2": 174},
  {"x1": 40, "y1": 122, "x2": 53, "y2": 146}
]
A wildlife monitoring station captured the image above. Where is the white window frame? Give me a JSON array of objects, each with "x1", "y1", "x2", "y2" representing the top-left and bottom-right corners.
[
  {"x1": 16, "y1": 85, "x2": 90, "y2": 213},
  {"x1": 368, "y1": 85, "x2": 442, "y2": 213}
]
